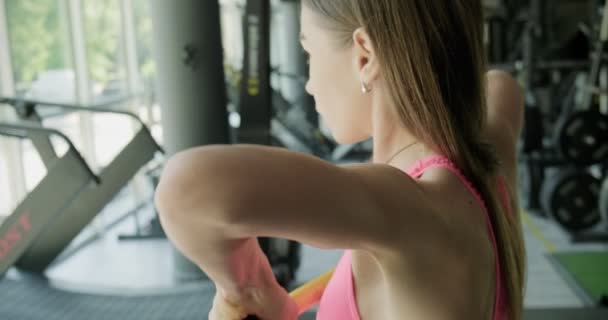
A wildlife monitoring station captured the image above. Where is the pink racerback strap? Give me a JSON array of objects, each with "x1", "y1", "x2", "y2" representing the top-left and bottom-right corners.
[{"x1": 406, "y1": 155, "x2": 509, "y2": 320}]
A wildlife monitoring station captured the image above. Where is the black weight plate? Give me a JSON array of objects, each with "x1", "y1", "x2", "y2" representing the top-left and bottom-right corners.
[
  {"x1": 556, "y1": 110, "x2": 608, "y2": 165},
  {"x1": 600, "y1": 177, "x2": 608, "y2": 222},
  {"x1": 518, "y1": 159, "x2": 545, "y2": 214},
  {"x1": 540, "y1": 168, "x2": 602, "y2": 232}
]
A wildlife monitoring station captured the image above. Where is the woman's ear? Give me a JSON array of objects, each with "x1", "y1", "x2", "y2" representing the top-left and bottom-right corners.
[{"x1": 352, "y1": 27, "x2": 380, "y2": 84}]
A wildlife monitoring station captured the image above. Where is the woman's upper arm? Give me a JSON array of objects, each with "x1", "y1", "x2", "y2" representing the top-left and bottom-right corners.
[
  {"x1": 486, "y1": 69, "x2": 525, "y2": 142},
  {"x1": 156, "y1": 144, "x2": 438, "y2": 254},
  {"x1": 485, "y1": 70, "x2": 524, "y2": 187}
]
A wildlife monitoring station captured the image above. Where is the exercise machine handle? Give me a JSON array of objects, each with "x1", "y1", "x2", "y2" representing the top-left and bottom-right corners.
[
  {"x1": 0, "y1": 96, "x2": 165, "y2": 154},
  {"x1": 0, "y1": 122, "x2": 100, "y2": 184}
]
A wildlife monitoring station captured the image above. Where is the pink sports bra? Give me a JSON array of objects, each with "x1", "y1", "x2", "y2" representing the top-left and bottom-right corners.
[{"x1": 315, "y1": 155, "x2": 511, "y2": 320}]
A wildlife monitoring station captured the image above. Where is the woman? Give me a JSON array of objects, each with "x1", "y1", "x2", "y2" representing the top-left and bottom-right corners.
[{"x1": 155, "y1": 0, "x2": 526, "y2": 319}]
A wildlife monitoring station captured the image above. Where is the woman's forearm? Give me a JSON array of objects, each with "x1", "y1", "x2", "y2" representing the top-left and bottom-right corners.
[
  {"x1": 154, "y1": 150, "x2": 276, "y2": 301},
  {"x1": 157, "y1": 197, "x2": 276, "y2": 301}
]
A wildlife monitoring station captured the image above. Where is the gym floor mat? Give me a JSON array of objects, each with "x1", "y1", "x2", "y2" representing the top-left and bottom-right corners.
[
  {"x1": 0, "y1": 277, "x2": 317, "y2": 320},
  {"x1": 551, "y1": 251, "x2": 608, "y2": 302}
]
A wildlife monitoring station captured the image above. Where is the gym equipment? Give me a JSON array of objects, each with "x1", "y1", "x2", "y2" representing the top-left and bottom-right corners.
[
  {"x1": 579, "y1": 0, "x2": 608, "y2": 111},
  {"x1": 540, "y1": 168, "x2": 602, "y2": 233},
  {"x1": 271, "y1": 94, "x2": 337, "y2": 158},
  {"x1": 534, "y1": 27, "x2": 608, "y2": 237},
  {"x1": 233, "y1": 0, "x2": 303, "y2": 288},
  {"x1": 118, "y1": 165, "x2": 166, "y2": 241},
  {"x1": 0, "y1": 97, "x2": 163, "y2": 273},
  {"x1": 517, "y1": 148, "x2": 566, "y2": 217},
  {"x1": 518, "y1": 158, "x2": 546, "y2": 213},
  {"x1": 237, "y1": 0, "x2": 272, "y2": 145},
  {"x1": 554, "y1": 109, "x2": 608, "y2": 165},
  {"x1": 514, "y1": 1, "x2": 608, "y2": 232},
  {"x1": 520, "y1": 105, "x2": 545, "y2": 154},
  {"x1": 258, "y1": 237, "x2": 301, "y2": 288},
  {"x1": 600, "y1": 177, "x2": 608, "y2": 222},
  {"x1": 0, "y1": 123, "x2": 99, "y2": 276},
  {"x1": 487, "y1": 14, "x2": 508, "y2": 64},
  {"x1": 222, "y1": 0, "x2": 356, "y2": 161},
  {"x1": 551, "y1": 2, "x2": 608, "y2": 152},
  {"x1": 569, "y1": 175, "x2": 608, "y2": 242},
  {"x1": 513, "y1": 1, "x2": 595, "y2": 172},
  {"x1": 550, "y1": 4, "x2": 608, "y2": 166}
]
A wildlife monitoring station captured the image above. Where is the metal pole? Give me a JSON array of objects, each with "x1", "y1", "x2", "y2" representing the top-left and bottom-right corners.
[
  {"x1": 237, "y1": 0, "x2": 271, "y2": 144},
  {"x1": 150, "y1": 0, "x2": 229, "y2": 282}
]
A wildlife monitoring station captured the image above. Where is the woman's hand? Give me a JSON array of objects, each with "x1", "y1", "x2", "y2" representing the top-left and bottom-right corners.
[
  {"x1": 209, "y1": 280, "x2": 299, "y2": 320},
  {"x1": 208, "y1": 238, "x2": 299, "y2": 320}
]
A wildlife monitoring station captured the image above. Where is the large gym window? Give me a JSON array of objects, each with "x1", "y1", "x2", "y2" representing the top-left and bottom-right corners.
[
  {"x1": 0, "y1": 133, "x2": 11, "y2": 217},
  {"x1": 132, "y1": 0, "x2": 162, "y2": 144},
  {"x1": 5, "y1": 0, "x2": 75, "y2": 102},
  {"x1": 133, "y1": 0, "x2": 154, "y2": 95},
  {"x1": 0, "y1": 0, "x2": 158, "y2": 218},
  {"x1": 82, "y1": 0, "x2": 127, "y2": 101},
  {"x1": 4, "y1": 0, "x2": 74, "y2": 194}
]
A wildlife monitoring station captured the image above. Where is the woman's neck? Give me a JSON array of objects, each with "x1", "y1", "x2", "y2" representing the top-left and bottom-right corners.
[
  {"x1": 368, "y1": 89, "x2": 436, "y2": 169},
  {"x1": 374, "y1": 134, "x2": 433, "y2": 163}
]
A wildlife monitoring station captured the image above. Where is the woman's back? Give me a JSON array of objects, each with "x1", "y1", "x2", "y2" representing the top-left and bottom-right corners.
[{"x1": 317, "y1": 153, "x2": 516, "y2": 320}]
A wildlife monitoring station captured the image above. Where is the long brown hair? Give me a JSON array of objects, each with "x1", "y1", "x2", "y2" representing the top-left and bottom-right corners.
[{"x1": 303, "y1": 0, "x2": 526, "y2": 318}]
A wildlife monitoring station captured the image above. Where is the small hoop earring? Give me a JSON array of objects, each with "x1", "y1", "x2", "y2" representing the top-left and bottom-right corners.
[{"x1": 361, "y1": 80, "x2": 372, "y2": 94}]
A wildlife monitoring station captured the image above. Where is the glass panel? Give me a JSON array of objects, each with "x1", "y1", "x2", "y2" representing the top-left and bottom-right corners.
[
  {"x1": 81, "y1": 0, "x2": 128, "y2": 168},
  {"x1": 5, "y1": 0, "x2": 73, "y2": 214},
  {"x1": 133, "y1": 0, "x2": 155, "y2": 94},
  {"x1": 20, "y1": 140, "x2": 46, "y2": 191},
  {"x1": 220, "y1": 0, "x2": 245, "y2": 70},
  {"x1": 83, "y1": 0, "x2": 127, "y2": 102},
  {"x1": 6, "y1": 0, "x2": 75, "y2": 102},
  {"x1": 0, "y1": 138, "x2": 11, "y2": 217},
  {"x1": 92, "y1": 112, "x2": 132, "y2": 167},
  {"x1": 132, "y1": 0, "x2": 161, "y2": 144}
]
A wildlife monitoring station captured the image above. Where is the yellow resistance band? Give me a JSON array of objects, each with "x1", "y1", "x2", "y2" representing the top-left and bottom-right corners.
[{"x1": 289, "y1": 269, "x2": 335, "y2": 315}]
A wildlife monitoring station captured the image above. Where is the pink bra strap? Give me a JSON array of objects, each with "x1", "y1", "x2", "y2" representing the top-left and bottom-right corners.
[
  {"x1": 406, "y1": 156, "x2": 489, "y2": 213},
  {"x1": 405, "y1": 155, "x2": 506, "y2": 319}
]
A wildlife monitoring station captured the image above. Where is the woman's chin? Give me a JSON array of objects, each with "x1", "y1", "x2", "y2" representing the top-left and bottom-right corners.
[{"x1": 331, "y1": 131, "x2": 370, "y2": 145}]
